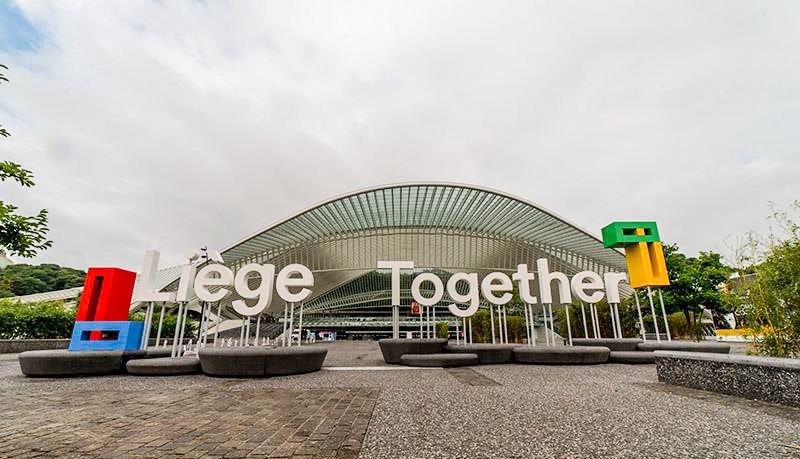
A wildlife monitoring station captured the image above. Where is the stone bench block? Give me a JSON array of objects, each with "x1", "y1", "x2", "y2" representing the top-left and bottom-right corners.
[
  {"x1": 513, "y1": 346, "x2": 610, "y2": 365},
  {"x1": 126, "y1": 356, "x2": 201, "y2": 375},
  {"x1": 400, "y1": 353, "x2": 479, "y2": 367},
  {"x1": 378, "y1": 338, "x2": 448, "y2": 364},
  {"x1": 654, "y1": 351, "x2": 800, "y2": 407},
  {"x1": 572, "y1": 338, "x2": 642, "y2": 352},
  {"x1": 18, "y1": 349, "x2": 145, "y2": 377},
  {"x1": 638, "y1": 341, "x2": 730, "y2": 354},
  {"x1": 444, "y1": 344, "x2": 517, "y2": 364},
  {"x1": 199, "y1": 346, "x2": 327, "y2": 377},
  {"x1": 609, "y1": 351, "x2": 655, "y2": 364}
]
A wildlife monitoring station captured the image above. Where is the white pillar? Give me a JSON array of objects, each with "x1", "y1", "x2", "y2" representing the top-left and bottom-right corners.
[
  {"x1": 529, "y1": 304, "x2": 537, "y2": 346},
  {"x1": 155, "y1": 303, "x2": 166, "y2": 347},
  {"x1": 426, "y1": 306, "x2": 431, "y2": 339},
  {"x1": 214, "y1": 302, "x2": 222, "y2": 346},
  {"x1": 657, "y1": 289, "x2": 672, "y2": 341},
  {"x1": 548, "y1": 304, "x2": 555, "y2": 345},
  {"x1": 580, "y1": 302, "x2": 588, "y2": 339},
  {"x1": 171, "y1": 302, "x2": 184, "y2": 357},
  {"x1": 593, "y1": 304, "x2": 601, "y2": 338},
  {"x1": 298, "y1": 303, "x2": 304, "y2": 347},
  {"x1": 282, "y1": 303, "x2": 289, "y2": 347},
  {"x1": 609, "y1": 303, "x2": 618, "y2": 339},
  {"x1": 177, "y1": 304, "x2": 189, "y2": 357},
  {"x1": 647, "y1": 287, "x2": 661, "y2": 342},
  {"x1": 489, "y1": 304, "x2": 496, "y2": 344},
  {"x1": 634, "y1": 291, "x2": 646, "y2": 341},
  {"x1": 523, "y1": 303, "x2": 530, "y2": 345},
  {"x1": 503, "y1": 306, "x2": 509, "y2": 344},
  {"x1": 288, "y1": 302, "x2": 295, "y2": 347},
  {"x1": 432, "y1": 306, "x2": 436, "y2": 338},
  {"x1": 614, "y1": 303, "x2": 623, "y2": 338},
  {"x1": 564, "y1": 304, "x2": 573, "y2": 346},
  {"x1": 455, "y1": 319, "x2": 460, "y2": 344},
  {"x1": 255, "y1": 314, "x2": 261, "y2": 345},
  {"x1": 468, "y1": 318, "x2": 473, "y2": 344}
]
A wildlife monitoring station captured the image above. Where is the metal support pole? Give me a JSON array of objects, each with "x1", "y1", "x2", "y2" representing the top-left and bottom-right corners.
[
  {"x1": 288, "y1": 302, "x2": 295, "y2": 347},
  {"x1": 468, "y1": 318, "x2": 473, "y2": 344},
  {"x1": 548, "y1": 304, "x2": 555, "y2": 345},
  {"x1": 298, "y1": 303, "x2": 304, "y2": 347},
  {"x1": 529, "y1": 304, "x2": 537, "y2": 346},
  {"x1": 647, "y1": 287, "x2": 661, "y2": 342},
  {"x1": 497, "y1": 306, "x2": 504, "y2": 344},
  {"x1": 543, "y1": 305, "x2": 550, "y2": 346},
  {"x1": 580, "y1": 302, "x2": 588, "y2": 339},
  {"x1": 432, "y1": 306, "x2": 436, "y2": 337},
  {"x1": 503, "y1": 306, "x2": 509, "y2": 344},
  {"x1": 609, "y1": 303, "x2": 618, "y2": 339},
  {"x1": 455, "y1": 319, "x2": 460, "y2": 344},
  {"x1": 171, "y1": 302, "x2": 184, "y2": 357},
  {"x1": 419, "y1": 309, "x2": 424, "y2": 338},
  {"x1": 614, "y1": 303, "x2": 623, "y2": 338},
  {"x1": 463, "y1": 317, "x2": 466, "y2": 343},
  {"x1": 282, "y1": 303, "x2": 289, "y2": 347},
  {"x1": 213, "y1": 302, "x2": 222, "y2": 346},
  {"x1": 393, "y1": 305, "x2": 399, "y2": 339},
  {"x1": 489, "y1": 303, "x2": 495, "y2": 344},
  {"x1": 592, "y1": 304, "x2": 601, "y2": 338},
  {"x1": 140, "y1": 302, "x2": 153, "y2": 350},
  {"x1": 155, "y1": 303, "x2": 166, "y2": 347},
  {"x1": 426, "y1": 306, "x2": 431, "y2": 339},
  {"x1": 177, "y1": 303, "x2": 189, "y2": 356},
  {"x1": 634, "y1": 290, "x2": 646, "y2": 341},
  {"x1": 255, "y1": 314, "x2": 261, "y2": 345},
  {"x1": 564, "y1": 305, "x2": 573, "y2": 346},
  {"x1": 657, "y1": 289, "x2": 672, "y2": 341},
  {"x1": 239, "y1": 318, "x2": 245, "y2": 346},
  {"x1": 523, "y1": 303, "x2": 530, "y2": 345}
]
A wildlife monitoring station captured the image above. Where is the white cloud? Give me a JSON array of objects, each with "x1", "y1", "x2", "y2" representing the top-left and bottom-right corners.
[{"x1": 1, "y1": 0, "x2": 798, "y2": 270}]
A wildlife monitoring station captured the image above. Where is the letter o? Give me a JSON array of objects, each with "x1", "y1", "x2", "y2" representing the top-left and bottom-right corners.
[{"x1": 410, "y1": 273, "x2": 444, "y2": 306}]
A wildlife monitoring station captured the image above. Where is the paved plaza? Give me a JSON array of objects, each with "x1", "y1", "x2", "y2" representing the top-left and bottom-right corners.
[{"x1": 1, "y1": 342, "x2": 799, "y2": 459}]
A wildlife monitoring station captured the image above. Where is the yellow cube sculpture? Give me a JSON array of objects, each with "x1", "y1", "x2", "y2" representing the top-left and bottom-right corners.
[{"x1": 602, "y1": 223, "x2": 670, "y2": 289}]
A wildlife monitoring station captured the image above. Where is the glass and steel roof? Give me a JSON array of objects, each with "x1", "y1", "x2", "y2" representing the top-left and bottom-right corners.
[{"x1": 221, "y1": 182, "x2": 626, "y2": 271}]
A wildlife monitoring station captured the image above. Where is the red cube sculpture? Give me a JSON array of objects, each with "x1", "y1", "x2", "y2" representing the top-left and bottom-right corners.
[{"x1": 76, "y1": 267, "x2": 136, "y2": 339}]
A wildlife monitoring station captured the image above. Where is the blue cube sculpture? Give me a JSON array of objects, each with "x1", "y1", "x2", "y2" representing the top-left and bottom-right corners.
[{"x1": 68, "y1": 321, "x2": 144, "y2": 351}]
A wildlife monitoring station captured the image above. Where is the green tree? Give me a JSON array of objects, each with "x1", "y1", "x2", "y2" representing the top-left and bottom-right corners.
[
  {"x1": 733, "y1": 202, "x2": 800, "y2": 357},
  {"x1": 0, "y1": 263, "x2": 86, "y2": 298},
  {"x1": 660, "y1": 243, "x2": 732, "y2": 339},
  {"x1": 0, "y1": 64, "x2": 51, "y2": 258}
]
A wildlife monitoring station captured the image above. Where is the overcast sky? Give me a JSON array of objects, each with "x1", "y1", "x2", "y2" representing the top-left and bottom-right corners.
[{"x1": 1, "y1": 1, "x2": 798, "y2": 271}]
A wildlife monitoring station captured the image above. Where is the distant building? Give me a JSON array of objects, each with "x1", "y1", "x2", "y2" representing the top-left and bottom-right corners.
[{"x1": 0, "y1": 250, "x2": 13, "y2": 269}]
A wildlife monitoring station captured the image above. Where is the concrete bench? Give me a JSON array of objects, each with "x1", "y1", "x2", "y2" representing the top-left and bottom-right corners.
[
  {"x1": 400, "y1": 353, "x2": 479, "y2": 367},
  {"x1": 572, "y1": 338, "x2": 642, "y2": 352},
  {"x1": 444, "y1": 344, "x2": 517, "y2": 364},
  {"x1": 655, "y1": 351, "x2": 800, "y2": 408},
  {"x1": 18, "y1": 349, "x2": 147, "y2": 377},
  {"x1": 609, "y1": 351, "x2": 655, "y2": 364},
  {"x1": 513, "y1": 346, "x2": 610, "y2": 365},
  {"x1": 126, "y1": 356, "x2": 201, "y2": 375},
  {"x1": 378, "y1": 338, "x2": 448, "y2": 364},
  {"x1": 638, "y1": 341, "x2": 730, "y2": 354},
  {"x1": 199, "y1": 346, "x2": 327, "y2": 377}
]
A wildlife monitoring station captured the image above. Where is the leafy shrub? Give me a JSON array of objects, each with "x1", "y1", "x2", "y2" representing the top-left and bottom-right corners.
[
  {"x1": 436, "y1": 321, "x2": 449, "y2": 339},
  {"x1": 0, "y1": 299, "x2": 76, "y2": 339}
]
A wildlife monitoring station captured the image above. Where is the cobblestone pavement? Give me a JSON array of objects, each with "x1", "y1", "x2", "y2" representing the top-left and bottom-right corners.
[{"x1": 2, "y1": 342, "x2": 800, "y2": 459}]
